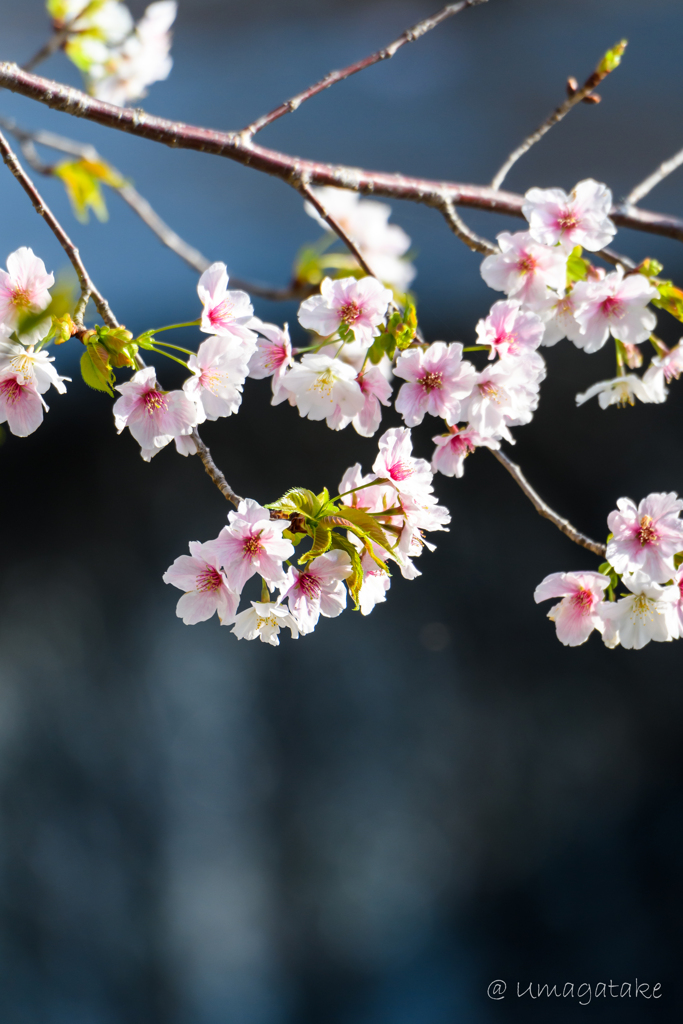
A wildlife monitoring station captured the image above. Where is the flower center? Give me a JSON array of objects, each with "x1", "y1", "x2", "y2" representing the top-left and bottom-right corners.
[
  {"x1": 517, "y1": 254, "x2": 537, "y2": 276},
  {"x1": 636, "y1": 515, "x2": 658, "y2": 546},
  {"x1": 632, "y1": 592, "x2": 654, "y2": 620},
  {"x1": 196, "y1": 566, "x2": 223, "y2": 593},
  {"x1": 297, "y1": 573, "x2": 321, "y2": 599},
  {"x1": 417, "y1": 371, "x2": 443, "y2": 391},
  {"x1": 11, "y1": 286, "x2": 32, "y2": 310},
  {"x1": 208, "y1": 299, "x2": 234, "y2": 328},
  {"x1": 9, "y1": 353, "x2": 33, "y2": 379},
  {"x1": 557, "y1": 212, "x2": 579, "y2": 230},
  {"x1": 0, "y1": 376, "x2": 24, "y2": 403},
  {"x1": 200, "y1": 369, "x2": 228, "y2": 394},
  {"x1": 144, "y1": 389, "x2": 167, "y2": 414},
  {"x1": 449, "y1": 433, "x2": 474, "y2": 457},
  {"x1": 243, "y1": 535, "x2": 262, "y2": 558},
  {"x1": 256, "y1": 613, "x2": 279, "y2": 630},
  {"x1": 310, "y1": 368, "x2": 336, "y2": 397},
  {"x1": 388, "y1": 459, "x2": 413, "y2": 481},
  {"x1": 339, "y1": 301, "x2": 361, "y2": 324},
  {"x1": 571, "y1": 587, "x2": 594, "y2": 611},
  {"x1": 264, "y1": 344, "x2": 288, "y2": 372},
  {"x1": 479, "y1": 380, "x2": 499, "y2": 400},
  {"x1": 600, "y1": 295, "x2": 624, "y2": 320}
]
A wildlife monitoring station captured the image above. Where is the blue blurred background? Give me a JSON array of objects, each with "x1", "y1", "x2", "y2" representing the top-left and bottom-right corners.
[{"x1": 1, "y1": 0, "x2": 683, "y2": 1020}]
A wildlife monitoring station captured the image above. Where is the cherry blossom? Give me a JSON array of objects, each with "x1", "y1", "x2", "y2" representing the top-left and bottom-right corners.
[
  {"x1": 183, "y1": 335, "x2": 251, "y2": 422},
  {"x1": 216, "y1": 499, "x2": 294, "y2": 593},
  {"x1": 532, "y1": 290, "x2": 584, "y2": 347},
  {"x1": 112, "y1": 366, "x2": 197, "y2": 460},
  {"x1": 522, "y1": 179, "x2": 616, "y2": 252},
  {"x1": 0, "y1": 338, "x2": 69, "y2": 394},
  {"x1": 0, "y1": 370, "x2": 47, "y2": 436},
  {"x1": 358, "y1": 552, "x2": 391, "y2": 616},
  {"x1": 462, "y1": 356, "x2": 545, "y2": 442},
  {"x1": 278, "y1": 353, "x2": 364, "y2": 428},
  {"x1": 575, "y1": 373, "x2": 662, "y2": 409},
  {"x1": 600, "y1": 571, "x2": 680, "y2": 650},
  {"x1": 394, "y1": 342, "x2": 477, "y2": 426},
  {"x1": 297, "y1": 276, "x2": 392, "y2": 345},
  {"x1": 534, "y1": 571, "x2": 610, "y2": 646},
  {"x1": 372, "y1": 427, "x2": 434, "y2": 499},
  {"x1": 87, "y1": 1, "x2": 177, "y2": 106},
  {"x1": 304, "y1": 187, "x2": 415, "y2": 290},
  {"x1": 671, "y1": 569, "x2": 683, "y2": 638},
  {"x1": 196, "y1": 262, "x2": 257, "y2": 344},
  {"x1": 475, "y1": 300, "x2": 545, "y2": 360},
  {"x1": 51, "y1": 0, "x2": 134, "y2": 44},
  {"x1": 174, "y1": 434, "x2": 196, "y2": 456},
  {"x1": 0, "y1": 247, "x2": 54, "y2": 343},
  {"x1": 396, "y1": 490, "x2": 450, "y2": 577},
  {"x1": 231, "y1": 601, "x2": 299, "y2": 646},
  {"x1": 352, "y1": 366, "x2": 393, "y2": 437},
  {"x1": 163, "y1": 540, "x2": 239, "y2": 625},
  {"x1": 642, "y1": 343, "x2": 683, "y2": 401},
  {"x1": 480, "y1": 231, "x2": 567, "y2": 306},
  {"x1": 278, "y1": 550, "x2": 352, "y2": 634},
  {"x1": 606, "y1": 492, "x2": 683, "y2": 582},
  {"x1": 431, "y1": 426, "x2": 499, "y2": 478},
  {"x1": 248, "y1": 319, "x2": 294, "y2": 401},
  {"x1": 571, "y1": 266, "x2": 658, "y2": 352}
]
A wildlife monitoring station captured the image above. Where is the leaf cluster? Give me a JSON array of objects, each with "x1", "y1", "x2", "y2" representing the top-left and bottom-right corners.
[
  {"x1": 367, "y1": 297, "x2": 417, "y2": 364},
  {"x1": 80, "y1": 325, "x2": 137, "y2": 395}
]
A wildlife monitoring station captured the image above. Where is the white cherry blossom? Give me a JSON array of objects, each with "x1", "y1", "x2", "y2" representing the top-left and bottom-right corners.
[
  {"x1": 575, "y1": 373, "x2": 662, "y2": 409},
  {"x1": 216, "y1": 499, "x2": 294, "y2": 593},
  {"x1": 248, "y1": 320, "x2": 294, "y2": 401},
  {"x1": 163, "y1": 541, "x2": 238, "y2": 625},
  {"x1": 358, "y1": 551, "x2": 391, "y2": 616},
  {"x1": 475, "y1": 300, "x2": 545, "y2": 360},
  {"x1": 183, "y1": 335, "x2": 252, "y2": 422},
  {"x1": 0, "y1": 338, "x2": 69, "y2": 395},
  {"x1": 534, "y1": 570, "x2": 610, "y2": 646},
  {"x1": 431, "y1": 426, "x2": 498, "y2": 478},
  {"x1": 298, "y1": 276, "x2": 392, "y2": 345},
  {"x1": 231, "y1": 601, "x2": 299, "y2": 646},
  {"x1": 352, "y1": 367, "x2": 393, "y2": 437},
  {"x1": 0, "y1": 370, "x2": 48, "y2": 436},
  {"x1": 462, "y1": 356, "x2": 544, "y2": 442},
  {"x1": 571, "y1": 266, "x2": 658, "y2": 352},
  {"x1": 372, "y1": 427, "x2": 434, "y2": 499},
  {"x1": 87, "y1": 1, "x2": 177, "y2": 106},
  {"x1": 523, "y1": 179, "x2": 616, "y2": 252},
  {"x1": 113, "y1": 366, "x2": 197, "y2": 460},
  {"x1": 394, "y1": 342, "x2": 477, "y2": 426},
  {"x1": 196, "y1": 262, "x2": 257, "y2": 344},
  {"x1": 0, "y1": 247, "x2": 54, "y2": 343},
  {"x1": 606, "y1": 492, "x2": 683, "y2": 583},
  {"x1": 278, "y1": 550, "x2": 351, "y2": 634},
  {"x1": 480, "y1": 231, "x2": 567, "y2": 306},
  {"x1": 600, "y1": 571, "x2": 680, "y2": 650},
  {"x1": 278, "y1": 353, "x2": 364, "y2": 428},
  {"x1": 533, "y1": 290, "x2": 585, "y2": 347}
]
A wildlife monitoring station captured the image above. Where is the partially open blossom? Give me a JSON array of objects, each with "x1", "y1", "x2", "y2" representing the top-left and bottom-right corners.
[
  {"x1": 353, "y1": 366, "x2": 393, "y2": 437},
  {"x1": 571, "y1": 267, "x2": 658, "y2": 352},
  {"x1": 394, "y1": 342, "x2": 477, "y2": 426},
  {"x1": 475, "y1": 300, "x2": 545, "y2": 360},
  {"x1": 431, "y1": 426, "x2": 499, "y2": 478},
  {"x1": 216, "y1": 499, "x2": 294, "y2": 593},
  {"x1": 534, "y1": 570, "x2": 610, "y2": 646},
  {"x1": 86, "y1": 1, "x2": 177, "y2": 106},
  {"x1": 600, "y1": 571, "x2": 680, "y2": 650},
  {"x1": 113, "y1": 366, "x2": 197, "y2": 460},
  {"x1": 575, "y1": 373, "x2": 662, "y2": 409},
  {"x1": 197, "y1": 262, "x2": 257, "y2": 344},
  {"x1": 0, "y1": 338, "x2": 68, "y2": 394},
  {"x1": 231, "y1": 601, "x2": 299, "y2": 646},
  {"x1": 358, "y1": 551, "x2": 391, "y2": 616},
  {"x1": 278, "y1": 550, "x2": 351, "y2": 634},
  {"x1": 0, "y1": 370, "x2": 48, "y2": 436},
  {"x1": 523, "y1": 179, "x2": 616, "y2": 252},
  {"x1": 480, "y1": 231, "x2": 567, "y2": 306},
  {"x1": 372, "y1": 427, "x2": 434, "y2": 499},
  {"x1": 642, "y1": 343, "x2": 683, "y2": 401},
  {"x1": 606, "y1": 492, "x2": 683, "y2": 582},
  {"x1": 248, "y1": 319, "x2": 293, "y2": 401},
  {"x1": 163, "y1": 540, "x2": 238, "y2": 625},
  {"x1": 298, "y1": 276, "x2": 392, "y2": 345},
  {"x1": 0, "y1": 247, "x2": 54, "y2": 343},
  {"x1": 183, "y1": 335, "x2": 251, "y2": 422},
  {"x1": 278, "y1": 353, "x2": 364, "y2": 428}
]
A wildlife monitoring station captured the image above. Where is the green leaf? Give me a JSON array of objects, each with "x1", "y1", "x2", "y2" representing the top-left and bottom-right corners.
[
  {"x1": 329, "y1": 534, "x2": 364, "y2": 609},
  {"x1": 266, "y1": 488, "x2": 319, "y2": 517},
  {"x1": 80, "y1": 342, "x2": 114, "y2": 395},
  {"x1": 674, "y1": 552, "x2": 683, "y2": 570},
  {"x1": 394, "y1": 297, "x2": 417, "y2": 350},
  {"x1": 327, "y1": 505, "x2": 397, "y2": 552},
  {"x1": 638, "y1": 258, "x2": 664, "y2": 279},
  {"x1": 298, "y1": 523, "x2": 332, "y2": 564},
  {"x1": 566, "y1": 246, "x2": 589, "y2": 283},
  {"x1": 597, "y1": 39, "x2": 627, "y2": 76},
  {"x1": 651, "y1": 279, "x2": 683, "y2": 322},
  {"x1": 54, "y1": 158, "x2": 125, "y2": 224}
]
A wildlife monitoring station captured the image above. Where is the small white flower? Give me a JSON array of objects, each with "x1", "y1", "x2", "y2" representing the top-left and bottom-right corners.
[{"x1": 231, "y1": 601, "x2": 299, "y2": 646}]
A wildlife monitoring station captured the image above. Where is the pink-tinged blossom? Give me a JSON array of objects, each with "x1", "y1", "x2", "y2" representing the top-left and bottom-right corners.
[
  {"x1": 358, "y1": 551, "x2": 391, "y2": 616},
  {"x1": 0, "y1": 247, "x2": 54, "y2": 343},
  {"x1": 87, "y1": 1, "x2": 177, "y2": 106},
  {"x1": 231, "y1": 601, "x2": 299, "y2": 646},
  {"x1": 431, "y1": 426, "x2": 499, "y2": 478},
  {"x1": 278, "y1": 550, "x2": 352, "y2": 634},
  {"x1": 278, "y1": 353, "x2": 364, "y2": 428},
  {"x1": 475, "y1": 300, "x2": 545, "y2": 360},
  {"x1": 395, "y1": 490, "x2": 450, "y2": 577},
  {"x1": 571, "y1": 267, "x2": 658, "y2": 352},
  {"x1": 642, "y1": 343, "x2": 683, "y2": 402},
  {"x1": 352, "y1": 366, "x2": 393, "y2": 437},
  {"x1": 372, "y1": 427, "x2": 434, "y2": 499},
  {"x1": 0, "y1": 370, "x2": 47, "y2": 436},
  {"x1": 534, "y1": 570, "x2": 610, "y2": 646},
  {"x1": 248, "y1": 319, "x2": 293, "y2": 401},
  {"x1": 183, "y1": 335, "x2": 251, "y2": 422},
  {"x1": 297, "y1": 276, "x2": 392, "y2": 345},
  {"x1": 113, "y1": 366, "x2": 197, "y2": 460},
  {"x1": 523, "y1": 179, "x2": 616, "y2": 252},
  {"x1": 216, "y1": 499, "x2": 294, "y2": 593},
  {"x1": 338, "y1": 463, "x2": 393, "y2": 516},
  {"x1": 462, "y1": 357, "x2": 545, "y2": 442},
  {"x1": 163, "y1": 540, "x2": 238, "y2": 625},
  {"x1": 606, "y1": 492, "x2": 683, "y2": 583},
  {"x1": 600, "y1": 571, "x2": 680, "y2": 650},
  {"x1": 174, "y1": 434, "x2": 196, "y2": 456},
  {"x1": 480, "y1": 231, "x2": 567, "y2": 306},
  {"x1": 575, "y1": 373, "x2": 662, "y2": 409},
  {"x1": 196, "y1": 262, "x2": 257, "y2": 344},
  {"x1": 0, "y1": 338, "x2": 69, "y2": 394},
  {"x1": 533, "y1": 290, "x2": 584, "y2": 347},
  {"x1": 394, "y1": 342, "x2": 477, "y2": 427},
  {"x1": 671, "y1": 569, "x2": 683, "y2": 637}
]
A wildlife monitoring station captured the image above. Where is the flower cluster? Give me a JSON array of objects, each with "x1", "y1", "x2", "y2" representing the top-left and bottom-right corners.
[
  {"x1": 46, "y1": 0, "x2": 176, "y2": 105},
  {"x1": 536, "y1": 492, "x2": 683, "y2": 649},
  {"x1": 163, "y1": 427, "x2": 448, "y2": 643}
]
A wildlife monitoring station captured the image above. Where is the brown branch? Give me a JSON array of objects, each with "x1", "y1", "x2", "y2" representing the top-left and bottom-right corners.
[
  {"x1": 490, "y1": 448, "x2": 606, "y2": 557},
  {"x1": 0, "y1": 127, "x2": 118, "y2": 327},
  {"x1": 441, "y1": 198, "x2": 496, "y2": 254},
  {"x1": 191, "y1": 429, "x2": 242, "y2": 506},
  {"x1": 1, "y1": 64, "x2": 681, "y2": 248},
  {"x1": 625, "y1": 146, "x2": 683, "y2": 206},
  {"x1": 297, "y1": 179, "x2": 376, "y2": 276},
  {"x1": 490, "y1": 43, "x2": 626, "y2": 192},
  {"x1": 241, "y1": 0, "x2": 487, "y2": 138}
]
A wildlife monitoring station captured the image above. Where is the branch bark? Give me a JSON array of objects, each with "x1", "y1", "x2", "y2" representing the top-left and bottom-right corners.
[
  {"x1": 625, "y1": 146, "x2": 683, "y2": 206},
  {"x1": 1, "y1": 64, "x2": 682, "y2": 247}
]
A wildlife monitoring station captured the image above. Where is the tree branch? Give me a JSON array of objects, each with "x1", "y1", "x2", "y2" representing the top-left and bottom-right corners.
[
  {"x1": 241, "y1": 0, "x2": 487, "y2": 138},
  {"x1": 625, "y1": 146, "x2": 683, "y2": 206},
  {"x1": 297, "y1": 179, "x2": 376, "y2": 276},
  {"x1": 191, "y1": 429, "x2": 242, "y2": 506},
  {"x1": 1, "y1": 64, "x2": 680, "y2": 247},
  {"x1": 490, "y1": 448, "x2": 606, "y2": 557},
  {"x1": 441, "y1": 198, "x2": 496, "y2": 254}
]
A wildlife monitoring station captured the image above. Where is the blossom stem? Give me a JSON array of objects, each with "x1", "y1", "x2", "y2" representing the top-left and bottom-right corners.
[
  {"x1": 147, "y1": 320, "x2": 201, "y2": 333},
  {"x1": 332, "y1": 478, "x2": 391, "y2": 501},
  {"x1": 462, "y1": 345, "x2": 489, "y2": 352},
  {"x1": 144, "y1": 339, "x2": 196, "y2": 356},
  {"x1": 614, "y1": 338, "x2": 626, "y2": 376},
  {"x1": 146, "y1": 345, "x2": 189, "y2": 369}
]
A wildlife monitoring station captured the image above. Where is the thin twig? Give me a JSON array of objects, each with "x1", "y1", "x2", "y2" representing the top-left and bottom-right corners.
[
  {"x1": 22, "y1": 0, "x2": 101, "y2": 73},
  {"x1": 490, "y1": 448, "x2": 606, "y2": 557},
  {"x1": 296, "y1": 178, "x2": 376, "y2": 277},
  {"x1": 1, "y1": 64, "x2": 680, "y2": 247},
  {"x1": 490, "y1": 45, "x2": 625, "y2": 192},
  {"x1": 241, "y1": 0, "x2": 487, "y2": 138},
  {"x1": 191, "y1": 429, "x2": 242, "y2": 506},
  {"x1": 0, "y1": 128, "x2": 118, "y2": 327},
  {"x1": 441, "y1": 198, "x2": 496, "y2": 254},
  {"x1": 625, "y1": 146, "x2": 683, "y2": 206}
]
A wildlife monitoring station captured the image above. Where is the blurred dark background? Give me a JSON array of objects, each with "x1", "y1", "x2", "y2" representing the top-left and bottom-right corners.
[{"x1": 1, "y1": 0, "x2": 683, "y2": 1020}]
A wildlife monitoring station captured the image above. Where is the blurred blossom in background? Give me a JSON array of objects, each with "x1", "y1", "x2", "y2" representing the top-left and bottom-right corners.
[{"x1": 1, "y1": 0, "x2": 683, "y2": 1021}]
